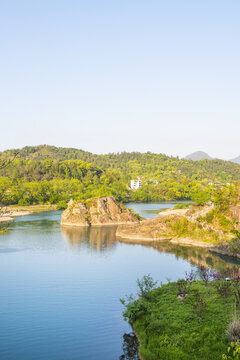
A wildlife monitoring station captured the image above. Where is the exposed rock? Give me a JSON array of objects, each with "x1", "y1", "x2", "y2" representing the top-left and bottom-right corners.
[
  {"x1": 116, "y1": 215, "x2": 177, "y2": 241},
  {"x1": 61, "y1": 196, "x2": 139, "y2": 227},
  {"x1": 231, "y1": 205, "x2": 240, "y2": 222}
]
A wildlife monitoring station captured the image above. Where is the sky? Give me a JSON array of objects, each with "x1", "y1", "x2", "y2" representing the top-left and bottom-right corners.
[{"x1": 0, "y1": 0, "x2": 239, "y2": 159}]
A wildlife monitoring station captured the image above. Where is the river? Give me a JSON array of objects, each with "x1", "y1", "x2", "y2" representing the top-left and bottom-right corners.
[{"x1": 0, "y1": 202, "x2": 239, "y2": 360}]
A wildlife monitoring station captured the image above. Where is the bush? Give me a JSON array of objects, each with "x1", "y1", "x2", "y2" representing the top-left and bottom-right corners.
[
  {"x1": 222, "y1": 341, "x2": 240, "y2": 359},
  {"x1": 176, "y1": 279, "x2": 189, "y2": 297},
  {"x1": 174, "y1": 203, "x2": 190, "y2": 209},
  {"x1": 56, "y1": 200, "x2": 68, "y2": 210},
  {"x1": 215, "y1": 281, "x2": 232, "y2": 298},
  {"x1": 137, "y1": 275, "x2": 158, "y2": 299},
  {"x1": 226, "y1": 319, "x2": 240, "y2": 342},
  {"x1": 186, "y1": 289, "x2": 207, "y2": 320}
]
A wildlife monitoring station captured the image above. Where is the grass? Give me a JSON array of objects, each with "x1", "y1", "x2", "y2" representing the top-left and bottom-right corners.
[
  {"x1": 174, "y1": 203, "x2": 191, "y2": 209},
  {"x1": 6, "y1": 204, "x2": 57, "y2": 213},
  {"x1": 170, "y1": 217, "x2": 225, "y2": 244},
  {"x1": 123, "y1": 281, "x2": 238, "y2": 360}
]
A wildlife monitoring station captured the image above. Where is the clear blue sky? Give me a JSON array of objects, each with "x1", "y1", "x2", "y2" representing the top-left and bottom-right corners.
[{"x1": 0, "y1": 0, "x2": 239, "y2": 159}]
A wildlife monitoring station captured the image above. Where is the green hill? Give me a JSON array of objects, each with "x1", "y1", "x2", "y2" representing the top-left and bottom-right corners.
[{"x1": 0, "y1": 145, "x2": 240, "y2": 206}]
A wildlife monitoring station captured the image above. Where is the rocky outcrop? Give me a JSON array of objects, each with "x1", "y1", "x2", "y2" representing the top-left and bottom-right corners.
[
  {"x1": 61, "y1": 196, "x2": 139, "y2": 227},
  {"x1": 231, "y1": 205, "x2": 240, "y2": 222},
  {"x1": 116, "y1": 215, "x2": 177, "y2": 241}
]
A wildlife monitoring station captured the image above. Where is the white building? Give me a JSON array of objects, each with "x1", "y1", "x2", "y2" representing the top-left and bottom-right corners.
[{"x1": 130, "y1": 179, "x2": 142, "y2": 190}]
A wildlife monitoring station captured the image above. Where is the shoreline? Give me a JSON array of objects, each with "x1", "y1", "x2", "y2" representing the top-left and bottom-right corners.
[
  {"x1": 125, "y1": 281, "x2": 235, "y2": 360},
  {"x1": 61, "y1": 221, "x2": 139, "y2": 228},
  {"x1": 0, "y1": 204, "x2": 57, "y2": 222},
  {"x1": 117, "y1": 234, "x2": 213, "y2": 248}
]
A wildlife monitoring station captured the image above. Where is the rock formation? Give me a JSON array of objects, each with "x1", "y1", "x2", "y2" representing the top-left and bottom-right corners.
[
  {"x1": 61, "y1": 196, "x2": 139, "y2": 227},
  {"x1": 116, "y1": 215, "x2": 177, "y2": 241},
  {"x1": 230, "y1": 205, "x2": 240, "y2": 222}
]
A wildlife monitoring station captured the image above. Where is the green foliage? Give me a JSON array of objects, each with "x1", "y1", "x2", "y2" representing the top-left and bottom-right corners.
[
  {"x1": 136, "y1": 275, "x2": 158, "y2": 299},
  {"x1": 185, "y1": 288, "x2": 207, "y2": 320},
  {"x1": 122, "y1": 280, "x2": 238, "y2": 360},
  {"x1": 56, "y1": 200, "x2": 68, "y2": 210},
  {"x1": 215, "y1": 281, "x2": 232, "y2": 299},
  {"x1": 174, "y1": 203, "x2": 191, "y2": 209},
  {"x1": 170, "y1": 217, "x2": 224, "y2": 244},
  {"x1": 176, "y1": 279, "x2": 189, "y2": 297},
  {"x1": 127, "y1": 207, "x2": 142, "y2": 221},
  {"x1": 223, "y1": 342, "x2": 240, "y2": 359},
  {"x1": 212, "y1": 186, "x2": 237, "y2": 211},
  {"x1": 226, "y1": 319, "x2": 240, "y2": 342},
  {"x1": 0, "y1": 146, "x2": 240, "y2": 206},
  {"x1": 191, "y1": 187, "x2": 210, "y2": 206}
]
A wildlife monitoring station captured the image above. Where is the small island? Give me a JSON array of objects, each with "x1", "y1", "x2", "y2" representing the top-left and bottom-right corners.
[{"x1": 61, "y1": 196, "x2": 139, "y2": 227}]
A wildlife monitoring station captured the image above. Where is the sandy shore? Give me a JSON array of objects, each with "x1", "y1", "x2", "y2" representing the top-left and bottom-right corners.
[
  {"x1": 159, "y1": 208, "x2": 189, "y2": 216},
  {"x1": 0, "y1": 216, "x2": 14, "y2": 222},
  {"x1": 170, "y1": 237, "x2": 213, "y2": 248},
  {"x1": 118, "y1": 234, "x2": 213, "y2": 248},
  {"x1": 0, "y1": 205, "x2": 57, "y2": 223}
]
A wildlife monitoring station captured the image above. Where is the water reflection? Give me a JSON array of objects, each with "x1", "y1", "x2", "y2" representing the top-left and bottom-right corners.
[
  {"x1": 117, "y1": 238, "x2": 240, "y2": 273},
  {"x1": 62, "y1": 225, "x2": 118, "y2": 252},
  {"x1": 119, "y1": 332, "x2": 140, "y2": 360},
  {"x1": 62, "y1": 224, "x2": 240, "y2": 272}
]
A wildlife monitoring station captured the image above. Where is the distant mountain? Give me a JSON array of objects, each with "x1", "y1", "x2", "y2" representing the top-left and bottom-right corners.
[
  {"x1": 230, "y1": 156, "x2": 240, "y2": 165},
  {"x1": 185, "y1": 151, "x2": 212, "y2": 161}
]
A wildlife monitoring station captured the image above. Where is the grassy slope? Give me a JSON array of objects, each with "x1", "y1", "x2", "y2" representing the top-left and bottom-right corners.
[{"x1": 131, "y1": 282, "x2": 233, "y2": 360}]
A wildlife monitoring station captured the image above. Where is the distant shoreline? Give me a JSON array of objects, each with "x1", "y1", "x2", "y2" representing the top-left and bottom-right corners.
[{"x1": 0, "y1": 204, "x2": 57, "y2": 223}]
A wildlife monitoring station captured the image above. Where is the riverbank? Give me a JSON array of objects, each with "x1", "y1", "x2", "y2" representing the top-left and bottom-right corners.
[
  {"x1": 0, "y1": 204, "x2": 57, "y2": 222},
  {"x1": 123, "y1": 280, "x2": 236, "y2": 360},
  {"x1": 116, "y1": 204, "x2": 239, "y2": 252},
  {"x1": 118, "y1": 235, "x2": 213, "y2": 248}
]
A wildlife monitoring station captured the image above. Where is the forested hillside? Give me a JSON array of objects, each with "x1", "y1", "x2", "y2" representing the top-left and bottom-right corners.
[{"x1": 0, "y1": 145, "x2": 240, "y2": 207}]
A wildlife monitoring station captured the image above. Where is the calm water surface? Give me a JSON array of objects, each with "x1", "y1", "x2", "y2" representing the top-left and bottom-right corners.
[{"x1": 0, "y1": 203, "x2": 237, "y2": 360}]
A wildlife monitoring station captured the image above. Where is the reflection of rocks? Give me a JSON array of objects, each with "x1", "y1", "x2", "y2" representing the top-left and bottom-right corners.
[
  {"x1": 118, "y1": 238, "x2": 240, "y2": 273},
  {"x1": 61, "y1": 225, "x2": 117, "y2": 252},
  {"x1": 119, "y1": 332, "x2": 139, "y2": 360},
  {"x1": 62, "y1": 222, "x2": 240, "y2": 270}
]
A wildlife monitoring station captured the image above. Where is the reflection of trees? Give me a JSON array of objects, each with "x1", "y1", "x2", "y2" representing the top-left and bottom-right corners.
[
  {"x1": 61, "y1": 225, "x2": 118, "y2": 252},
  {"x1": 152, "y1": 242, "x2": 240, "y2": 272},
  {"x1": 118, "y1": 238, "x2": 240, "y2": 273},
  {"x1": 119, "y1": 332, "x2": 139, "y2": 360},
  {"x1": 62, "y1": 224, "x2": 240, "y2": 270}
]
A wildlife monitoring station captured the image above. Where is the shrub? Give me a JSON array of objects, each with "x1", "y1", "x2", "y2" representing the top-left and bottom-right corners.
[
  {"x1": 185, "y1": 269, "x2": 196, "y2": 285},
  {"x1": 186, "y1": 289, "x2": 207, "y2": 320},
  {"x1": 222, "y1": 341, "x2": 240, "y2": 359},
  {"x1": 226, "y1": 319, "x2": 240, "y2": 342},
  {"x1": 199, "y1": 266, "x2": 217, "y2": 286},
  {"x1": 56, "y1": 200, "x2": 68, "y2": 210},
  {"x1": 127, "y1": 207, "x2": 142, "y2": 221},
  {"x1": 215, "y1": 281, "x2": 232, "y2": 298},
  {"x1": 137, "y1": 275, "x2": 158, "y2": 299},
  {"x1": 206, "y1": 211, "x2": 214, "y2": 224},
  {"x1": 176, "y1": 279, "x2": 189, "y2": 297},
  {"x1": 120, "y1": 275, "x2": 157, "y2": 321},
  {"x1": 174, "y1": 203, "x2": 190, "y2": 209}
]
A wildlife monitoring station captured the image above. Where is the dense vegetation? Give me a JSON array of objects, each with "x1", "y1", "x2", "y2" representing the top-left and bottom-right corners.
[
  {"x1": 0, "y1": 145, "x2": 240, "y2": 206},
  {"x1": 159, "y1": 185, "x2": 240, "y2": 248},
  {"x1": 121, "y1": 270, "x2": 240, "y2": 360}
]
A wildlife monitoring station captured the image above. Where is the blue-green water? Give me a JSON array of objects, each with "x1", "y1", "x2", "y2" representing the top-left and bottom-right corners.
[
  {"x1": 125, "y1": 201, "x2": 191, "y2": 219},
  {"x1": 0, "y1": 203, "x2": 235, "y2": 360}
]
